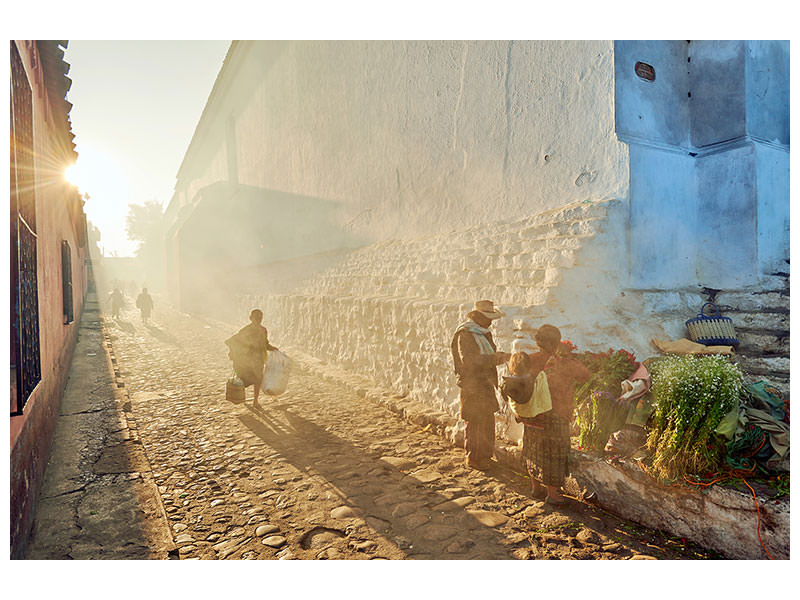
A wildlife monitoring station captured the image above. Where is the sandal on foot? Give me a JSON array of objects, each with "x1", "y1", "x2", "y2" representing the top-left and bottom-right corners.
[{"x1": 544, "y1": 495, "x2": 567, "y2": 506}]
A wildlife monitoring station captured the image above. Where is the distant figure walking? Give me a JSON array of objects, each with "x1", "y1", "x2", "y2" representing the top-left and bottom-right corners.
[
  {"x1": 108, "y1": 288, "x2": 125, "y2": 319},
  {"x1": 523, "y1": 325, "x2": 591, "y2": 505},
  {"x1": 136, "y1": 288, "x2": 154, "y2": 324},
  {"x1": 450, "y1": 300, "x2": 511, "y2": 470},
  {"x1": 225, "y1": 309, "x2": 278, "y2": 410}
]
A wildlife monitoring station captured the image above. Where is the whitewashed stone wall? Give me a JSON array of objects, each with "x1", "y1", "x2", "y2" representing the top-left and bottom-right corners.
[
  {"x1": 175, "y1": 41, "x2": 629, "y2": 248},
  {"x1": 239, "y1": 196, "x2": 788, "y2": 447},
  {"x1": 242, "y1": 199, "x2": 631, "y2": 444}
]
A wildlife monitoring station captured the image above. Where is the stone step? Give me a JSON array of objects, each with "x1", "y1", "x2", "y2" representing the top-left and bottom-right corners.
[
  {"x1": 714, "y1": 291, "x2": 789, "y2": 312},
  {"x1": 733, "y1": 355, "x2": 790, "y2": 376},
  {"x1": 726, "y1": 311, "x2": 789, "y2": 332},
  {"x1": 736, "y1": 330, "x2": 789, "y2": 355}
]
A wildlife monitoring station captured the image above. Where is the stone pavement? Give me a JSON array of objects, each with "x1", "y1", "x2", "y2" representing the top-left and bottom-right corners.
[
  {"x1": 23, "y1": 291, "x2": 175, "y2": 559},
  {"x1": 86, "y1": 296, "x2": 718, "y2": 560}
]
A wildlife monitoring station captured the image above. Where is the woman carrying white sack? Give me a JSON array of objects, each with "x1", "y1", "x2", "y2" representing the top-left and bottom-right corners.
[
  {"x1": 225, "y1": 309, "x2": 279, "y2": 410},
  {"x1": 261, "y1": 347, "x2": 291, "y2": 398}
]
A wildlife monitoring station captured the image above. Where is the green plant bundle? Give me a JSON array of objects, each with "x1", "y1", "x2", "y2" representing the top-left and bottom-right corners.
[
  {"x1": 647, "y1": 354, "x2": 743, "y2": 481},
  {"x1": 576, "y1": 390, "x2": 632, "y2": 451},
  {"x1": 574, "y1": 350, "x2": 637, "y2": 451}
]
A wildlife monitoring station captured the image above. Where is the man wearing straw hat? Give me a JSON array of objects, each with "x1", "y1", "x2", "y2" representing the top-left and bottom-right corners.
[{"x1": 451, "y1": 300, "x2": 511, "y2": 470}]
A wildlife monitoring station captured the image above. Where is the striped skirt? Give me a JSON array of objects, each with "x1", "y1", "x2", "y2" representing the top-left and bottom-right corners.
[{"x1": 522, "y1": 412, "x2": 571, "y2": 487}]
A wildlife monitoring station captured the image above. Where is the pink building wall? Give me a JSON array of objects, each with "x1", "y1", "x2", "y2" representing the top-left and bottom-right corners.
[{"x1": 10, "y1": 40, "x2": 89, "y2": 559}]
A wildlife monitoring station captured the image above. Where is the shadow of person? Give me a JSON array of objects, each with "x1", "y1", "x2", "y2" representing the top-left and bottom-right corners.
[
  {"x1": 145, "y1": 323, "x2": 181, "y2": 347},
  {"x1": 114, "y1": 319, "x2": 136, "y2": 335},
  {"x1": 238, "y1": 405, "x2": 516, "y2": 559}
]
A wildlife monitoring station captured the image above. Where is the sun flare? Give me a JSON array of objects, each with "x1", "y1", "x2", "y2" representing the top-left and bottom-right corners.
[{"x1": 64, "y1": 163, "x2": 80, "y2": 188}]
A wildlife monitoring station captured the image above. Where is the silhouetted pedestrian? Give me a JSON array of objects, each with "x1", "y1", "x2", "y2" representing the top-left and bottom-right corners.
[
  {"x1": 136, "y1": 288, "x2": 154, "y2": 324},
  {"x1": 108, "y1": 288, "x2": 124, "y2": 319},
  {"x1": 225, "y1": 309, "x2": 278, "y2": 410}
]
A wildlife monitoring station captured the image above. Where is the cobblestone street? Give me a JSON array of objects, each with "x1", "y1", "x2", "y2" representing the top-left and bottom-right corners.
[{"x1": 104, "y1": 297, "x2": 717, "y2": 560}]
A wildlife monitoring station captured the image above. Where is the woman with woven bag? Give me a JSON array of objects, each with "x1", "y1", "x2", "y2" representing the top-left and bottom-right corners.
[
  {"x1": 521, "y1": 325, "x2": 590, "y2": 504},
  {"x1": 225, "y1": 309, "x2": 279, "y2": 410}
]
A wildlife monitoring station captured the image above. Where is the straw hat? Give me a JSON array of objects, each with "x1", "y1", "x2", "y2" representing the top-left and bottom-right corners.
[{"x1": 473, "y1": 300, "x2": 505, "y2": 320}]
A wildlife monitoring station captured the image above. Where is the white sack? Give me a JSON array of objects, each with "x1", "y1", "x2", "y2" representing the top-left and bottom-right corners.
[{"x1": 261, "y1": 350, "x2": 291, "y2": 396}]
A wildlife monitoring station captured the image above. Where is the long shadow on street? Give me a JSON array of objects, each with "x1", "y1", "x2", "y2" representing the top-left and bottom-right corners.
[
  {"x1": 145, "y1": 323, "x2": 182, "y2": 347},
  {"x1": 239, "y1": 405, "x2": 517, "y2": 559}
]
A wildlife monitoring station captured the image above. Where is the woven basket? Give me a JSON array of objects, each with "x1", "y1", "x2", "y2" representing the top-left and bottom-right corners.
[
  {"x1": 225, "y1": 378, "x2": 246, "y2": 403},
  {"x1": 686, "y1": 303, "x2": 739, "y2": 346}
]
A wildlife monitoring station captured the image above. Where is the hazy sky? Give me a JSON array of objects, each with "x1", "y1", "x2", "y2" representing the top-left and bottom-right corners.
[{"x1": 63, "y1": 40, "x2": 230, "y2": 257}]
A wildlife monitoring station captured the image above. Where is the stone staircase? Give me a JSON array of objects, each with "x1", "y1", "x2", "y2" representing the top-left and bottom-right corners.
[{"x1": 713, "y1": 283, "x2": 790, "y2": 394}]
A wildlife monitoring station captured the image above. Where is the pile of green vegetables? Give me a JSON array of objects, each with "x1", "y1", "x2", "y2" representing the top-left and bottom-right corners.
[{"x1": 646, "y1": 354, "x2": 744, "y2": 481}]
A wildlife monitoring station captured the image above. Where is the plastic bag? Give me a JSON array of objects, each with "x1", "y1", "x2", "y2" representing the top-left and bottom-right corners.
[{"x1": 261, "y1": 350, "x2": 291, "y2": 396}]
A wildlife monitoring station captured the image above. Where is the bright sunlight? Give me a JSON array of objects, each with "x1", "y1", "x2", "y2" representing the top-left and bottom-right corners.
[{"x1": 63, "y1": 163, "x2": 80, "y2": 187}]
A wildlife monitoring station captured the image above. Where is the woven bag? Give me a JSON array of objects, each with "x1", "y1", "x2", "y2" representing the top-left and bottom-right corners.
[
  {"x1": 685, "y1": 303, "x2": 739, "y2": 346},
  {"x1": 225, "y1": 374, "x2": 246, "y2": 403}
]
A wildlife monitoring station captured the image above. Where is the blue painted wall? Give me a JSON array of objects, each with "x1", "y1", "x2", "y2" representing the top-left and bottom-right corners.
[
  {"x1": 614, "y1": 40, "x2": 690, "y2": 150},
  {"x1": 690, "y1": 41, "x2": 747, "y2": 147},
  {"x1": 615, "y1": 40, "x2": 789, "y2": 290},
  {"x1": 627, "y1": 145, "x2": 696, "y2": 288},
  {"x1": 746, "y1": 41, "x2": 790, "y2": 146}
]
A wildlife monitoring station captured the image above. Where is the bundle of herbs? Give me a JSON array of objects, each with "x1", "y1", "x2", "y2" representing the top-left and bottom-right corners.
[
  {"x1": 573, "y1": 348, "x2": 638, "y2": 451},
  {"x1": 646, "y1": 354, "x2": 743, "y2": 481}
]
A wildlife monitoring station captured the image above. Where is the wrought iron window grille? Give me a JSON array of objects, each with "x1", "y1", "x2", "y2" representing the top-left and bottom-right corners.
[
  {"x1": 11, "y1": 41, "x2": 42, "y2": 416},
  {"x1": 62, "y1": 240, "x2": 74, "y2": 324}
]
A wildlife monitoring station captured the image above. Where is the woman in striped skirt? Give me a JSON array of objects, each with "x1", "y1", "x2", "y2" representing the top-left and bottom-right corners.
[{"x1": 523, "y1": 325, "x2": 590, "y2": 504}]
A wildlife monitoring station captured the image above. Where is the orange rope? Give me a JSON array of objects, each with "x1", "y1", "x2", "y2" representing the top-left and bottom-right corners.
[
  {"x1": 742, "y1": 479, "x2": 774, "y2": 560},
  {"x1": 682, "y1": 474, "x2": 725, "y2": 487},
  {"x1": 742, "y1": 435, "x2": 767, "y2": 458}
]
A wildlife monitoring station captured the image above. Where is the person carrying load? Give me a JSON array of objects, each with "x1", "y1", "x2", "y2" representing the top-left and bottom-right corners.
[{"x1": 225, "y1": 309, "x2": 278, "y2": 410}]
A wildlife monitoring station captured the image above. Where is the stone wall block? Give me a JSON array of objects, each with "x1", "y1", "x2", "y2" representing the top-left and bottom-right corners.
[
  {"x1": 544, "y1": 268, "x2": 562, "y2": 287},
  {"x1": 715, "y1": 291, "x2": 789, "y2": 313},
  {"x1": 760, "y1": 273, "x2": 790, "y2": 291},
  {"x1": 504, "y1": 289, "x2": 528, "y2": 307},
  {"x1": 520, "y1": 225, "x2": 548, "y2": 239},
  {"x1": 731, "y1": 312, "x2": 789, "y2": 332},
  {"x1": 505, "y1": 270, "x2": 525, "y2": 287},
  {"x1": 642, "y1": 291, "x2": 687, "y2": 314},
  {"x1": 524, "y1": 288, "x2": 550, "y2": 306},
  {"x1": 555, "y1": 250, "x2": 577, "y2": 268},
  {"x1": 501, "y1": 239, "x2": 523, "y2": 255},
  {"x1": 529, "y1": 249, "x2": 560, "y2": 268},
  {"x1": 734, "y1": 355, "x2": 790, "y2": 376},
  {"x1": 545, "y1": 235, "x2": 585, "y2": 251}
]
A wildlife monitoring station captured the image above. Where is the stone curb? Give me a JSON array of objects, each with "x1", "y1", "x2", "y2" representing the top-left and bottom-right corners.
[{"x1": 100, "y1": 319, "x2": 179, "y2": 559}]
